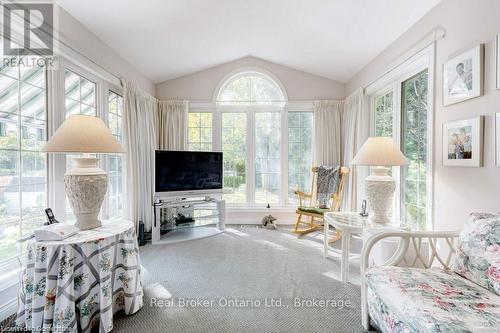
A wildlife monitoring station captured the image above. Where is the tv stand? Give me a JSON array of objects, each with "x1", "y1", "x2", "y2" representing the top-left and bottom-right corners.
[{"x1": 152, "y1": 195, "x2": 225, "y2": 245}]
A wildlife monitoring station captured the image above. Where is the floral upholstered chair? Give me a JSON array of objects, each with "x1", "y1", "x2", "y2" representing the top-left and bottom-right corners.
[{"x1": 360, "y1": 213, "x2": 500, "y2": 332}]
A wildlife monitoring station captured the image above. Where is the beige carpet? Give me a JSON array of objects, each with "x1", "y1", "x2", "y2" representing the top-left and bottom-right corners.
[{"x1": 112, "y1": 226, "x2": 365, "y2": 333}]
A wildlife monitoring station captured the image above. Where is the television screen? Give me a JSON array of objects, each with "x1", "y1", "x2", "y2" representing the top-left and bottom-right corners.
[{"x1": 155, "y1": 150, "x2": 223, "y2": 193}]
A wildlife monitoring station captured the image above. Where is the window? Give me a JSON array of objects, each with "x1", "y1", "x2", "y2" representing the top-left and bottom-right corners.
[
  {"x1": 288, "y1": 112, "x2": 313, "y2": 203},
  {"x1": 64, "y1": 69, "x2": 96, "y2": 117},
  {"x1": 0, "y1": 57, "x2": 47, "y2": 264},
  {"x1": 222, "y1": 112, "x2": 247, "y2": 203},
  {"x1": 255, "y1": 112, "x2": 280, "y2": 204},
  {"x1": 370, "y1": 49, "x2": 432, "y2": 230},
  {"x1": 217, "y1": 72, "x2": 284, "y2": 105},
  {"x1": 401, "y1": 70, "x2": 428, "y2": 230},
  {"x1": 190, "y1": 70, "x2": 314, "y2": 207},
  {"x1": 106, "y1": 91, "x2": 124, "y2": 219},
  {"x1": 188, "y1": 112, "x2": 212, "y2": 151},
  {"x1": 64, "y1": 69, "x2": 97, "y2": 221}
]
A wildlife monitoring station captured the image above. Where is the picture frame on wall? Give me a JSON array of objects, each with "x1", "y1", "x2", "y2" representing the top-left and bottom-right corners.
[
  {"x1": 443, "y1": 44, "x2": 483, "y2": 106},
  {"x1": 442, "y1": 116, "x2": 484, "y2": 167},
  {"x1": 496, "y1": 34, "x2": 500, "y2": 90},
  {"x1": 496, "y1": 113, "x2": 500, "y2": 166}
]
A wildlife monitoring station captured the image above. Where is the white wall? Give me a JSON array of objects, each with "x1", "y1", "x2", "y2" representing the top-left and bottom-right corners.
[
  {"x1": 57, "y1": 6, "x2": 155, "y2": 94},
  {"x1": 156, "y1": 56, "x2": 345, "y2": 100},
  {"x1": 346, "y1": 0, "x2": 500, "y2": 231}
]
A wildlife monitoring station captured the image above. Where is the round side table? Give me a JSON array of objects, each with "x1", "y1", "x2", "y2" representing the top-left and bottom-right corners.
[
  {"x1": 324, "y1": 212, "x2": 409, "y2": 283},
  {"x1": 16, "y1": 220, "x2": 143, "y2": 333}
]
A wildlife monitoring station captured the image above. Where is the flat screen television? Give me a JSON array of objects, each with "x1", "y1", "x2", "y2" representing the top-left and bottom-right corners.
[{"x1": 155, "y1": 150, "x2": 223, "y2": 197}]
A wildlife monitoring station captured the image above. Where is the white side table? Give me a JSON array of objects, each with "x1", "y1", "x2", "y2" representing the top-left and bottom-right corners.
[{"x1": 324, "y1": 212, "x2": 409, "y2": 283}]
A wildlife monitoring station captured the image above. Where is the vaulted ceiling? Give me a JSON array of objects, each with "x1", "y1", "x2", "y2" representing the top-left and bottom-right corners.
[{"x1": 55, "y1": 0, "x2": 440, "y2": 84}]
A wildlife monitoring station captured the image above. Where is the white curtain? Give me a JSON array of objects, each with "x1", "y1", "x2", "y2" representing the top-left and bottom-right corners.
[
  {"x1": 123, "y1": 81, "x2": 157, "y2": 231},
  {"x1": 156, "y1": 100, "x2": 188, "y2": 150},
  {"x1": 341, "y1": 88, "x2": 369, "y2": 211},
  {"x1": 313, "y1": 100, "x2": 344, "y2": 166}
]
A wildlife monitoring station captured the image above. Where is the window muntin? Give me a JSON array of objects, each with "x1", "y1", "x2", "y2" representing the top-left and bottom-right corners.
[
  {"x1": 107, "y1": 91, "x2": 123, "y2": 219},
  {"x1": 217, "y1": 72, "x2": 285, "y2": 105},
  {"x1": 288, "y1": 112, "x2": 313, "y2": 203},
  {"x1": 222, "y1": 112, "x2": 247, "y2": 203},
  {"x1": 401, "y1": 70, "x2": 428, "y2": 230},
  {"x1": 0, "y1": 57, "x2": 47, "y2": 264},
  {"x1": 188, "y1": 112, "x2": 212, "y2": 151},
  {"x1": 255, "y1": 112, "x2": 280, "y2": 204}
]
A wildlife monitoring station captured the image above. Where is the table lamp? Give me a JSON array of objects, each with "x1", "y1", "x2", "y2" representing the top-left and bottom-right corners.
[
  {"x1": 352, "y1": 137, "x2": 408, "y2": 224},
  {"x1": 43, "y1": 115, "x2": 125, "y2": 230}
]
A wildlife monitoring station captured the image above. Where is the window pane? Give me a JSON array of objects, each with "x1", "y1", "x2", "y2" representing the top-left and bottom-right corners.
[
  {"x1": 64, "y1": 69, "x2": 80, "y2": 100},
  {"x1": 217, "y1": 73, "x2": 284, "y2": 105},
  {"x1": 0, "y1": 224, "x2": 20, "y2": 263},
  {"x1": 0, "y1": 74, "x2": 18, "y2": 114},
  {"x1": 255, "y1": 112, "x2": 280, "y2": 204},
  {"x1": 402, "y1": 70, "x2": 428, "y2": 230},
  {"x1": 222, "y1": 113, "x2": 246, "y2": 203},
  {"x1": 187, "y1": 112, "x2": 212, "y2": 151},
  {"x1": 64, "y1": 70, "x2": 96, "y2": 221},
  {"x1": 374, "y1": 91, "x2": 393, "y2": 137},
  {"x1": 288, "y1": 112, "x2": 313, "y2": 204},
  {"x1": 373, "y1": 91, "x2": 394, "y2": 179},
  {"x1": 0, "y1": 61, "x2": 46, "y2": 264},
  {"x1": 107, "y1": 91, "x2": 124, "y2": 219}
]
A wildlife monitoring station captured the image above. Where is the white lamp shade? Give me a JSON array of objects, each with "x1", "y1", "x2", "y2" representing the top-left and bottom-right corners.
[
  {"x1": 352, "y1": 137, "x2": 407, "y2": 166},
  {"x1": 43, "y1": 114, "x2": 125, "y2": 153}
]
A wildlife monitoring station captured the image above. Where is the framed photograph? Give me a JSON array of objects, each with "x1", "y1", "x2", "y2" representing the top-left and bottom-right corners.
[
  {"x1": 443, "y1": 44, "x2": 483, "y2": 106},
  {"x1": 443, "y1": 116, "x2": 483, "y2": 167},
  {"x1": 496, "y1": 113, "x2": 500, "y2": 166},
  {"x1": 497, "y1": 35, "x2": 500, "y2": 90}
]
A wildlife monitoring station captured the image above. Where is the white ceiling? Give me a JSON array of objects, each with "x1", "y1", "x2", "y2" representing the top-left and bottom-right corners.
[{"x1": 55, "y1": 0, "x2": 440, "y2": 84}]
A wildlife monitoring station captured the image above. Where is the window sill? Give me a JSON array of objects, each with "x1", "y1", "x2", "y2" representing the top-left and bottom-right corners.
[{"x1": 226, "y1": 205, "x2": 296, "y2": 212}]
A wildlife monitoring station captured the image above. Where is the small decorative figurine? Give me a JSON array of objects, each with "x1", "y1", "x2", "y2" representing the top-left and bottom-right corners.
[{"x1": 261, "y1": 215, "x2": 277, "y2": 230}]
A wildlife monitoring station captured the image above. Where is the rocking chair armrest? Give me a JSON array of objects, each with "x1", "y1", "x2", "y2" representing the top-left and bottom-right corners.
[{"x1": 294, "y1": 191, "x2": 312, "y2": 198}]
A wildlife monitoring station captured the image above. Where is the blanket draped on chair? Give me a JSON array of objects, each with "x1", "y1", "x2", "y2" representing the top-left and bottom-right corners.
[{"x1": 316, "y1": 165, "x2": 340, "y2": 208}]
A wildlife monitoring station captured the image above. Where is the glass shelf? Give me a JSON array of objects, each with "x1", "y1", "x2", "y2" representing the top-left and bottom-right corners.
[{"x1": 159, "y1": 204, "x2": 220, "y2": 233}]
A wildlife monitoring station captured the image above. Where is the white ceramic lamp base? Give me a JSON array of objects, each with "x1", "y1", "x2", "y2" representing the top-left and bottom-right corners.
[
  {"x1": 65, "y1": 157, "x2": 108, "y2": 230},
  {"x1": 365, "y1": 167, "x2": 395, "y2": 225}
]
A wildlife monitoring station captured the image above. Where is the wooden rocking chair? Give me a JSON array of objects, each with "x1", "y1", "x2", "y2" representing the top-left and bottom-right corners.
[{"x1": 293, "y1": 166, "x2": 349, "y2": 239}]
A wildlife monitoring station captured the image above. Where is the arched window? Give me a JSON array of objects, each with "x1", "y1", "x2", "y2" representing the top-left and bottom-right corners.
[
  {"x1": 188, "y1": 69, "x2": 313, "y2": 207},
  {"x1": 216, "y1": 71, "x2": 286, "y2": 105}
]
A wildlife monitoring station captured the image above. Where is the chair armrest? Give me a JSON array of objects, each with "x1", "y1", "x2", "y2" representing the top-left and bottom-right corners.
[
  {"x1": 294, "y1": 191, "x2": 311, "y2": 198},
  {"x1": 294, "y1": 191, "x2": 312, "y2": 206},
  {"x1": 360, "y1": 230, "x2": 461, "y2": 273}
]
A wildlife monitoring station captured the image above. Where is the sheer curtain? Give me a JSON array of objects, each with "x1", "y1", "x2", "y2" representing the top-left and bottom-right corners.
[
  {"x1": 341, "y1": 88, "x2": 369, "y2": 211},
  {"x1": 313, "y1": 100, "x2": 344, "y2": 166},
  {"x1": 156, "y1": 100, "x2": 188, "y2": 150},
  {"x1": 123, "y1": 83, "x2": 189, "y2": 230},
  {"x1": 123, "y1": 81, "x2": 157, "y2": 231}
]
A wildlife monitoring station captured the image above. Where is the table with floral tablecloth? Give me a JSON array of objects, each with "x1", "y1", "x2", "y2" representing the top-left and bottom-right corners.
[{"x1": 16, "y1": 220, "x2": 143, "y2": 333}]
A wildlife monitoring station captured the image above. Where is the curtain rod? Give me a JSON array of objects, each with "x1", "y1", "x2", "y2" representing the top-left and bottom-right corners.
[
  {"x1": 56, "y1": 35, "x2": 124, "y2": 86},
  {"x1": 364, "y1": 27, "x2": 446, "y2": 90}
]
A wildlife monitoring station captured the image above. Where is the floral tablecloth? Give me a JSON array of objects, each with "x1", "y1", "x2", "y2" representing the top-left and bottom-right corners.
[{"x1": 16, "y1": 220, "x2": 143, "y2": 333}]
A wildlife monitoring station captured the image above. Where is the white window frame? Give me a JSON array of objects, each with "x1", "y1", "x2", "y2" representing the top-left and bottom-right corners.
[
  {"x1": 366, "y1": 44, "x2": 435, "y2": 229},
  {"x1": 189, "y1": 81, "x2": 314, "y2": 209},
  {"x1": 49, "y1": 57, "x2": 124, "y2": 222},
  {"x1": 0, "y1": 55, "x2": 49, "y2": 269}
]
